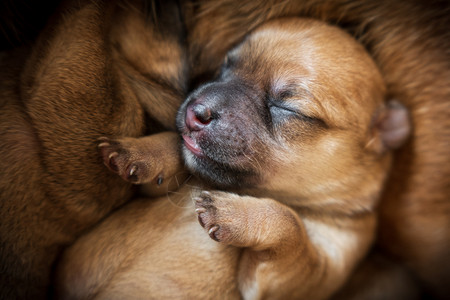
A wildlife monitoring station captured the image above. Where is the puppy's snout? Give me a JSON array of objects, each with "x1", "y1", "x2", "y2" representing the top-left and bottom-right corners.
[{"x1": 186, "y1": 103, "x2": 214, "y2": 131}]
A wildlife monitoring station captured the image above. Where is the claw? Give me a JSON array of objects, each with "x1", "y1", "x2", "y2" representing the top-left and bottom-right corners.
[
  {"x1": 208, "y1": 225, "x2": 219, "y2": 235},
  {"x1": 98, "y1": 142, "x2": 110, "y2": 148},
  {"x1": 208, "y1": 225, "x2": 220, "y2": 241},
  {"x1": 195, "y1": 207, "x2": 206, "y2": 214},
  {"x1": 129, "y1": 165, "x2": 137, "y2": 177},
  {"x1": 108, "y1": 152, "x2": 118, "y2": 160},
  {"x1": 107, "y1": 152, "x2": 119, "y2": 172},
  {"x1": 201, "y1": 191, "x2": 212, "y2": 199}
]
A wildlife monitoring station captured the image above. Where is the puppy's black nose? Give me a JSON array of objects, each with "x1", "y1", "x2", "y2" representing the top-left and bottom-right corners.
[{"x1": 186, "y1": 103, "x2": 214, "y2": 131}]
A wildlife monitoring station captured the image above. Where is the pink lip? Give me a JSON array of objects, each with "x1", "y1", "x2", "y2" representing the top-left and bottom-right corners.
[{"x1": 182, "y1": 135, "x2": 204, "y2": 157}]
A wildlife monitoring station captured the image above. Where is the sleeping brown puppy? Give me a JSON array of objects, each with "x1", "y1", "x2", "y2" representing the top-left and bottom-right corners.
[
  {"x1": 184, "y1": 1, "x2": 450, "y2": 298},
  {"x1": 55, "y1": 18, "x2": 410, "y2": 300}
]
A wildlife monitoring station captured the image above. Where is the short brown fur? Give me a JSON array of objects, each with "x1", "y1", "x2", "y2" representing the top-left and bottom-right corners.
[
  {"x1": 183, "y1": 1, "x2": 450, "y2": 298},
  {"x1": 55, "y1": 18, "x2": 410, "y2": 300},
  {"x1": 1, "y1": 0, "x2": 448, "y2": 298}
]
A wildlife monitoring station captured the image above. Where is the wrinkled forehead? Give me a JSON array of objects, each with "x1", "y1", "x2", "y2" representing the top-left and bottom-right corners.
[
  {"x1": 231, "y1": 19, "x2": 385, "y2": 127},
  {"x1": 241, "y1": 20, "x2": 377, "y2": 86}
]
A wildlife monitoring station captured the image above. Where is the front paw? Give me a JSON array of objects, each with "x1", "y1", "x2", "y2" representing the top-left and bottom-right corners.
[
  {"x1": 98, "y1": 137, "x2": 156, "y2": 184},
  {"x1": 194, "y1": 191, "x2": 237, "y2": 244}
]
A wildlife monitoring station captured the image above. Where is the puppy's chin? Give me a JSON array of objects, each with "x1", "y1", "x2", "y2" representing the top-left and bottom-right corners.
[{"x1": 181, "y1": 146, "x2": 260, "y2": 189}]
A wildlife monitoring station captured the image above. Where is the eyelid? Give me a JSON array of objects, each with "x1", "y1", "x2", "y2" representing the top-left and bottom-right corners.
[
  {"x1": 267, "y1": 97, "x2": 298, "y2": 114},
  {"x1": 268, "y1": 96, "x2": 324, "y2": 125}
]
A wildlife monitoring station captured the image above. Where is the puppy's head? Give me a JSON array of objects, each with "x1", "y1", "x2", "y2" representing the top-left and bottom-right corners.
[{"x1": 177, "y1": 18, "x2": 410, "y2": 209}]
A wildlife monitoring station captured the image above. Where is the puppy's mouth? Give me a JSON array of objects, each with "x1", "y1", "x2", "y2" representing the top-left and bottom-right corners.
[
  {"x1": 180, "y1": 131, "x2": 227, "y2": 166},
  {"x1": 179, "y1": 129, "x2": 260, "y2": 189},
  {"x1": 181, "y1": 134, "x2": 204, "y2": 157}
]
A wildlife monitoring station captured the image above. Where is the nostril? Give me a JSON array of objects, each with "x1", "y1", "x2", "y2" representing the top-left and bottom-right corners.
[
  {"x1": 186, "y1": 103, "x2": 214, "y2": 131},
  {"x1": 192, "y1": 104, "x2": 212, "y2": 125}
]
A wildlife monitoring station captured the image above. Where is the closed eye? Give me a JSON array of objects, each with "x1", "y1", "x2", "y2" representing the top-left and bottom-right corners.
[
  {"x1": 268, "y1": 97, "x2": 306, "y2": 120},
  {"x1": 267, "y1": 97, "x2": 326, "y2": 127}
]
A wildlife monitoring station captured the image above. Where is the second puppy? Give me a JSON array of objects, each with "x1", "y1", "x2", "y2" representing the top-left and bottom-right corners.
[{"x1": 55, "y1": 18, "x2": 410, "y2": 300}]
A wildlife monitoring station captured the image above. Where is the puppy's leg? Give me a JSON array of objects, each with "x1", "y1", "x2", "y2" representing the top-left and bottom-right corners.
[
  {"x1": 195, "y1": 191, "x2": 375, "y2": 300},
  {"x1": 98, "y1": 132, "x2": 184, "y2": 186}
]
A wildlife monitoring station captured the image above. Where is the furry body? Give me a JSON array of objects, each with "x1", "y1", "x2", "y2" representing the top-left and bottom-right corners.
[
  {"x1": 0, "y1": 0, "x2": 448, "y2": 298},
  {"x1": 183, "y1": 1, "x2": 450, "y2": 298},
  {"x1": 55, "y1": 18, "x2": 410, "y2": 300}
]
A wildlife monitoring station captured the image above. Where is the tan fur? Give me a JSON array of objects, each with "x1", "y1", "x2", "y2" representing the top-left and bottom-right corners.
[
  {"x1": 183, "y1": 1, "x2": 450, "y2": 298},
  {"x1": 1, "y1": 0, "x2": 448, "y2": 298},
  {"x1": 55, "y1": 18, "x2": 408, "y2": 300}
]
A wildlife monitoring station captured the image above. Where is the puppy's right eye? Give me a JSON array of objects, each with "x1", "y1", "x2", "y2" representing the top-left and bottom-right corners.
[
  {"x1": 266, "y1": 98, "x2": 297, "y2": 126},
  {"x1": 267, "y1": 97, "x2": 324, "y2": 128}
]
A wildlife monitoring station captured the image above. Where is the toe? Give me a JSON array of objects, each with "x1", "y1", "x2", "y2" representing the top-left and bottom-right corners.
[
  {"x1": 208, "y1": 225, "x2": 220, "y2": 242},
  {"x1": 107, "y1": 152, "x2": 119, "y2": 172}
]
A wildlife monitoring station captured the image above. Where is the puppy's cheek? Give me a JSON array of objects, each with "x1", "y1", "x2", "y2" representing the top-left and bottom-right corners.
[{"x1": 203, "y1": 128, "x2": 249, "y2": 157}]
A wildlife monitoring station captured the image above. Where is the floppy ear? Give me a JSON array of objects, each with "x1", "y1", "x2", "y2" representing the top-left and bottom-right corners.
[{"x1": 365, "y1": 100, "x2": 411, "y2": 154}]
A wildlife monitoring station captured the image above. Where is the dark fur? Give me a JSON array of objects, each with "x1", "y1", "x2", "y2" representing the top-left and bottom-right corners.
[{"x1": 0, "y1": 0, "x2": 186, "y2": 298}]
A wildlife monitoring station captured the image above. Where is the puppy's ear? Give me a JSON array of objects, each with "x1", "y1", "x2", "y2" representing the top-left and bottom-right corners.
[{"x1": 365, "y1": 100, "x2": 411, "y2": 154}]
